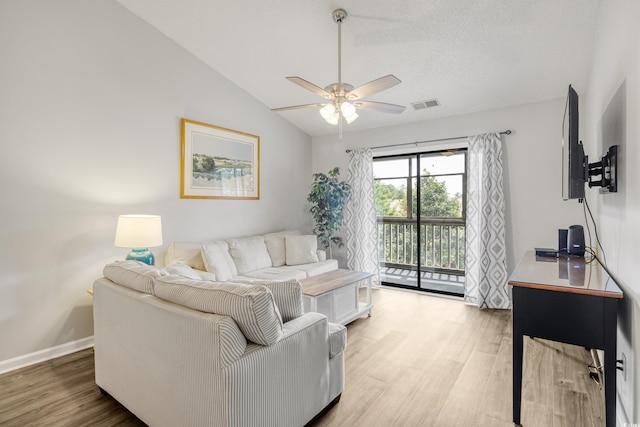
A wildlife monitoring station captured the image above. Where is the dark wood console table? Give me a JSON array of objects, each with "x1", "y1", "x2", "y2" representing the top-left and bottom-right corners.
[{"x1": 509, "y1": 251, "x2": 622, "y2": 427}]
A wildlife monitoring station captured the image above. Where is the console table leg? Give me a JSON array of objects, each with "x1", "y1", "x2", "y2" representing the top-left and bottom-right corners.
[
  {"x1": 513, "y1": 308, "x2": 524, "y2": 425},
  {"x1": 513, "y1": 333, "x2": 523, "y2": 424},
  {"x1": 604, "y1": 299, "x2": 617, "y2": 427}
]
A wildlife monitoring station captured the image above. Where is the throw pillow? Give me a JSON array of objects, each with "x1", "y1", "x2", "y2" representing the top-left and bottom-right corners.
[
  {"x1": 103, "y1": 260, "x2": 162, "y2": 294},
  {"x1": 263, "y1": 230, "x2": 301, "y2": 267},
  {"x1": 153, "y1": 276, "x2": 283, "y2": 346},
  {"x1": 201, "y1": 241, "x2": 238, "y2": 282},
  {"x1": 194, "y1": 269, "x2": 217, "y2": 281},
  {"x1": 285, "y1": 235, "x2": 320, "y2": 266},
  {"x1": 162, "y1": 263, "x2": 201, "y2": 280},
  {"x1": 165, "y1": 242, "x2": 206, "y2": 271},
  {"x1": 231, "y1": 278, "x2": 304, "y2": 322},
  {"x1": 226, "y1": 236, "x2": 273, "y2": 274}
]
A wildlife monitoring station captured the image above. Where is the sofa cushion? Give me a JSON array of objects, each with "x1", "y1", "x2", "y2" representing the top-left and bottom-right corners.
[
  {"x1": 162, "y1": 263, "x2": 201, "y2": 280},
  {"x1": 231, "y1": 278, "x2": 304, "y2": 322},
  {"x1": 201, "y1": 241, "x2": 238, "y2": 281},
  {"x1": 285, "y1": 235, "x2": 320, "y2": 266},
  {"x1": 263, "y1": 230, "x2": 301, "y2": 267},
  {"x1": 103, "y1": 260, "x2": 162, "y2": 294},
  {"x1": 226, "y1": 236, "x2": 272, "y2": 274},
  {"x1": 153, "y1": 276, "x2": 283, "y2": 346},
  {"x1": 165, "y1": 242, "x2": 206, "y2": 271},
  {"x1": 280, "y1": 259, "x2": 339, "y2": 278},
  {"x1": 237, "y1": 267, "x2": 307, "y2": 281}
]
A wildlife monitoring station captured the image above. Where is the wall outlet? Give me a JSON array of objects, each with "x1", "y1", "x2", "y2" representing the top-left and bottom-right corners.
[{"x1": 617, "y1": 329, "x2": 634, "y2": 422}]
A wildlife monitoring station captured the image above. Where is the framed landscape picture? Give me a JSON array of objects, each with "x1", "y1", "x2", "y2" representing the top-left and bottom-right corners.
[{"x1": 181, "y1": 119, "x2": 260, "y2": 199}]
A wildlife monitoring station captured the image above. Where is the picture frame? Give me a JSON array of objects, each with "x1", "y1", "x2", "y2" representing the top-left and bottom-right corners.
[{"x1": 180, "y1": 118, "x2": 260, "y2": 200}]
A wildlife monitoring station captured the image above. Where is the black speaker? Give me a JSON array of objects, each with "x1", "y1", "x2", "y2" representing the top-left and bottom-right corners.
[
  {"x1": 567, "y1": 225, "x2": 585, "y2": 256},
  {"x1": 558, "y1": 229, "x2": 568, "y2": 254}
]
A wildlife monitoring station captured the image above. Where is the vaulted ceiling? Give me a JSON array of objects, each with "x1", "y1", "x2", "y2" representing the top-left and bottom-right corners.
[{"x1": 117, "y1": 0, "x2": 600, "y2": 137}]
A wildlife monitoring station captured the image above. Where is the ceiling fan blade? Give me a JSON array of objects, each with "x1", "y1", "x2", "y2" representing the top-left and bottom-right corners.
[
  {"x1": 355, "y1": 101, "x2": 406, "y2": 114},
  {"x1": 347, "y1": 75, "x2": 401, "y2": 100},
  {"x1": 286, "y1": 77, "x2": 331, "y2": 99},
  {"x1": 271, "y1": 102, "x2": 326, "y2": 112}
]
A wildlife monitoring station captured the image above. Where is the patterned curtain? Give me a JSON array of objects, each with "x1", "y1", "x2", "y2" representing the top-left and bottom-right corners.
[
  {"x1": 345, "y1": 148, "x2": 381, "y2": 286},
  {"x1": 464, "y1": 133, "x2": 509, "y2": 308}
]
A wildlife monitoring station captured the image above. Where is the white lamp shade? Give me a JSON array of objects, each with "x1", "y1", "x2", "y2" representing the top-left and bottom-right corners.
[
  {"x1": 326, "y1": 112, "x2": 340, "y2": 125},
  {"x1": 340, "y1": 101, "x2": 356, "y2": 118},
  {"x1": 320, "y1": 103, "x2": 336, "y2": 120},
  {"x1": 114, "y1": 215, "x2": 163, "y2": 248},
  {"x1": 345, "y1": 111, "x2": 359, "y2": 124}
]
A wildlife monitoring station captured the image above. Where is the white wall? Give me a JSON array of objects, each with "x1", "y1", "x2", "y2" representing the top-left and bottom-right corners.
[
  {"x1": 583, "y1": 0, "x2": 640, "y2": 423},
  {"x1": 0, "y1": 0, "x2": 311, "y2": 363},
  {"x1": 312, "y1": 99, "x2": 586, "y2": 273}
]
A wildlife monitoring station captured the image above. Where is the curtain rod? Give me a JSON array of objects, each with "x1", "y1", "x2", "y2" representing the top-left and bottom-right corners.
[{"x1": 345, "y1": 129, "x2": 512, "y2": 153}]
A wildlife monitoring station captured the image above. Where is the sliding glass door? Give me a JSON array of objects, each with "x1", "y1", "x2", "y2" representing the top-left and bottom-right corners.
[{"x1": 373, "y1": 149, "x2": 466, "y2": 295}]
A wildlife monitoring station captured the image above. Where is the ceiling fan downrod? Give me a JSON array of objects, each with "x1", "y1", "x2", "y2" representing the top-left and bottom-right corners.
[
  {"x1": 330, "y1": 8, "x2": 352, "y2": 135},
  {"x1": 333, "y1": 9, "x2": 347, "y2": 89}
]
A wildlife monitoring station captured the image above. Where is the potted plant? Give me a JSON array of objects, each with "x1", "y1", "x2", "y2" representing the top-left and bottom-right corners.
[{"x1": 307, "y1": 167, "x2": 351, "y2": 259}]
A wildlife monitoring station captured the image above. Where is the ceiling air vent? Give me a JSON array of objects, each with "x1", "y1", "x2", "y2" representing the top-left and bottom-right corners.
[{"x1": 411, "y1": 99, "x2": 440, "y2": 111}]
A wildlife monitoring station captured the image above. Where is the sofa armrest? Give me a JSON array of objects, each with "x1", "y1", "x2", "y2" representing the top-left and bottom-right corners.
[
  {"x1": 281, "y1": 311, "x2": 327, "y2": 338},
  {"x1": 224, "y1": 312, "x2": 332, "y2": 426},
  {"x1": 328, "y1": 322, "x2": 347, "y2": 358}
]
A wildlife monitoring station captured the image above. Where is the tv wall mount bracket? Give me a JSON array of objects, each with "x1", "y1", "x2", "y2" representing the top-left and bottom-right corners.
[{"x1": 586, "y1": 145, "x2": 618, "y2": 193}]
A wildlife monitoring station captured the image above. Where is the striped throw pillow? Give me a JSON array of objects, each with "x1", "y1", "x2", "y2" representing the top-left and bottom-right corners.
[
  {"x1": 162, "y1": 263, "x2": 201, "y2": 280},
  {"x1": 231, "y1": 278, "x2": 304, "y2": 322}
]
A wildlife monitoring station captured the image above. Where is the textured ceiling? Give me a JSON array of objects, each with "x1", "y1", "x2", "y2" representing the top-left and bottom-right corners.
[{"x1": 116, "y1": 0, "x2": 600, "y2": 137}]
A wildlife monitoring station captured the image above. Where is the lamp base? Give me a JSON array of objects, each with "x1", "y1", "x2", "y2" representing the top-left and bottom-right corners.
[{"x1": 126, "y1": 248, "x2": 155, "y2": 265}]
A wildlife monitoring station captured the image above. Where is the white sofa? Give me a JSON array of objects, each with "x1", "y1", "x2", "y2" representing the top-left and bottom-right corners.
[
  {"x1": 165, "y1": 230, "x2": 339, "y2": 281},
  {"x1": 93, "y1": 260, "x2": 346, "y2": 427}
]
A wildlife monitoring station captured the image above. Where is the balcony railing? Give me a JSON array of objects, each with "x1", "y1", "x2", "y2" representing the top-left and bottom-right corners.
[{"x1": 378, "y1": 218, "x2": 466, "y2": 274}]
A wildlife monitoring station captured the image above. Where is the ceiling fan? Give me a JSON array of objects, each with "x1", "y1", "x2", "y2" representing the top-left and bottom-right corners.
[{"x1": 271, "y1": 8, "x2": 406, "y2": 133}]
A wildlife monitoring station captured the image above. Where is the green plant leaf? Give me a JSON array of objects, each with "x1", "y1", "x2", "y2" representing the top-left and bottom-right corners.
[{"x1": 307, "y1": 168, "x2": 351, "y2": 254}]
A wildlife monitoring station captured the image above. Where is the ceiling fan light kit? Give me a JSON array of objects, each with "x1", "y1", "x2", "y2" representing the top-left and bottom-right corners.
[
  {"x1": 272, "y1": 8, "x2": 406, "y2": 136},
  {"x1": 340, "y1": 101, "x2": 356, "y2": 118},
  {"x1": 320, "y1": 104, "x2": 336, "y2": 120}
]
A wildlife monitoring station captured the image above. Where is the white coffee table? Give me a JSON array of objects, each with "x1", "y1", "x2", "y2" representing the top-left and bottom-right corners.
[{"x1": 299, "y1": 269, "x2": 373, "y2": 325}]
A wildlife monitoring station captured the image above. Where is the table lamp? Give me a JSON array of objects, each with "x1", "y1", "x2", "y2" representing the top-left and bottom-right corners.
[{"x1": 114, "y1": 215, "x2": 163, "y2": 265}]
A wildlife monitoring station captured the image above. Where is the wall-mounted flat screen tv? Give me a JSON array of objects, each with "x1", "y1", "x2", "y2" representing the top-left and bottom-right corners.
[{"x1": 562, "y1": 85, "x2": 587, "y2": 200}]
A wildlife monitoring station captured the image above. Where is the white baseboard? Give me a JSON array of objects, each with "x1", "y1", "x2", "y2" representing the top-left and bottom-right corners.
[{"x1": 0, "y1": 336, "x2": 94, "y2": 375}]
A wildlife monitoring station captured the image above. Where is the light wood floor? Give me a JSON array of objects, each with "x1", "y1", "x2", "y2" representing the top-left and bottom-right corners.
[{"x1": 0, "y1": 288, "x2": 604, "y2": 426}]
